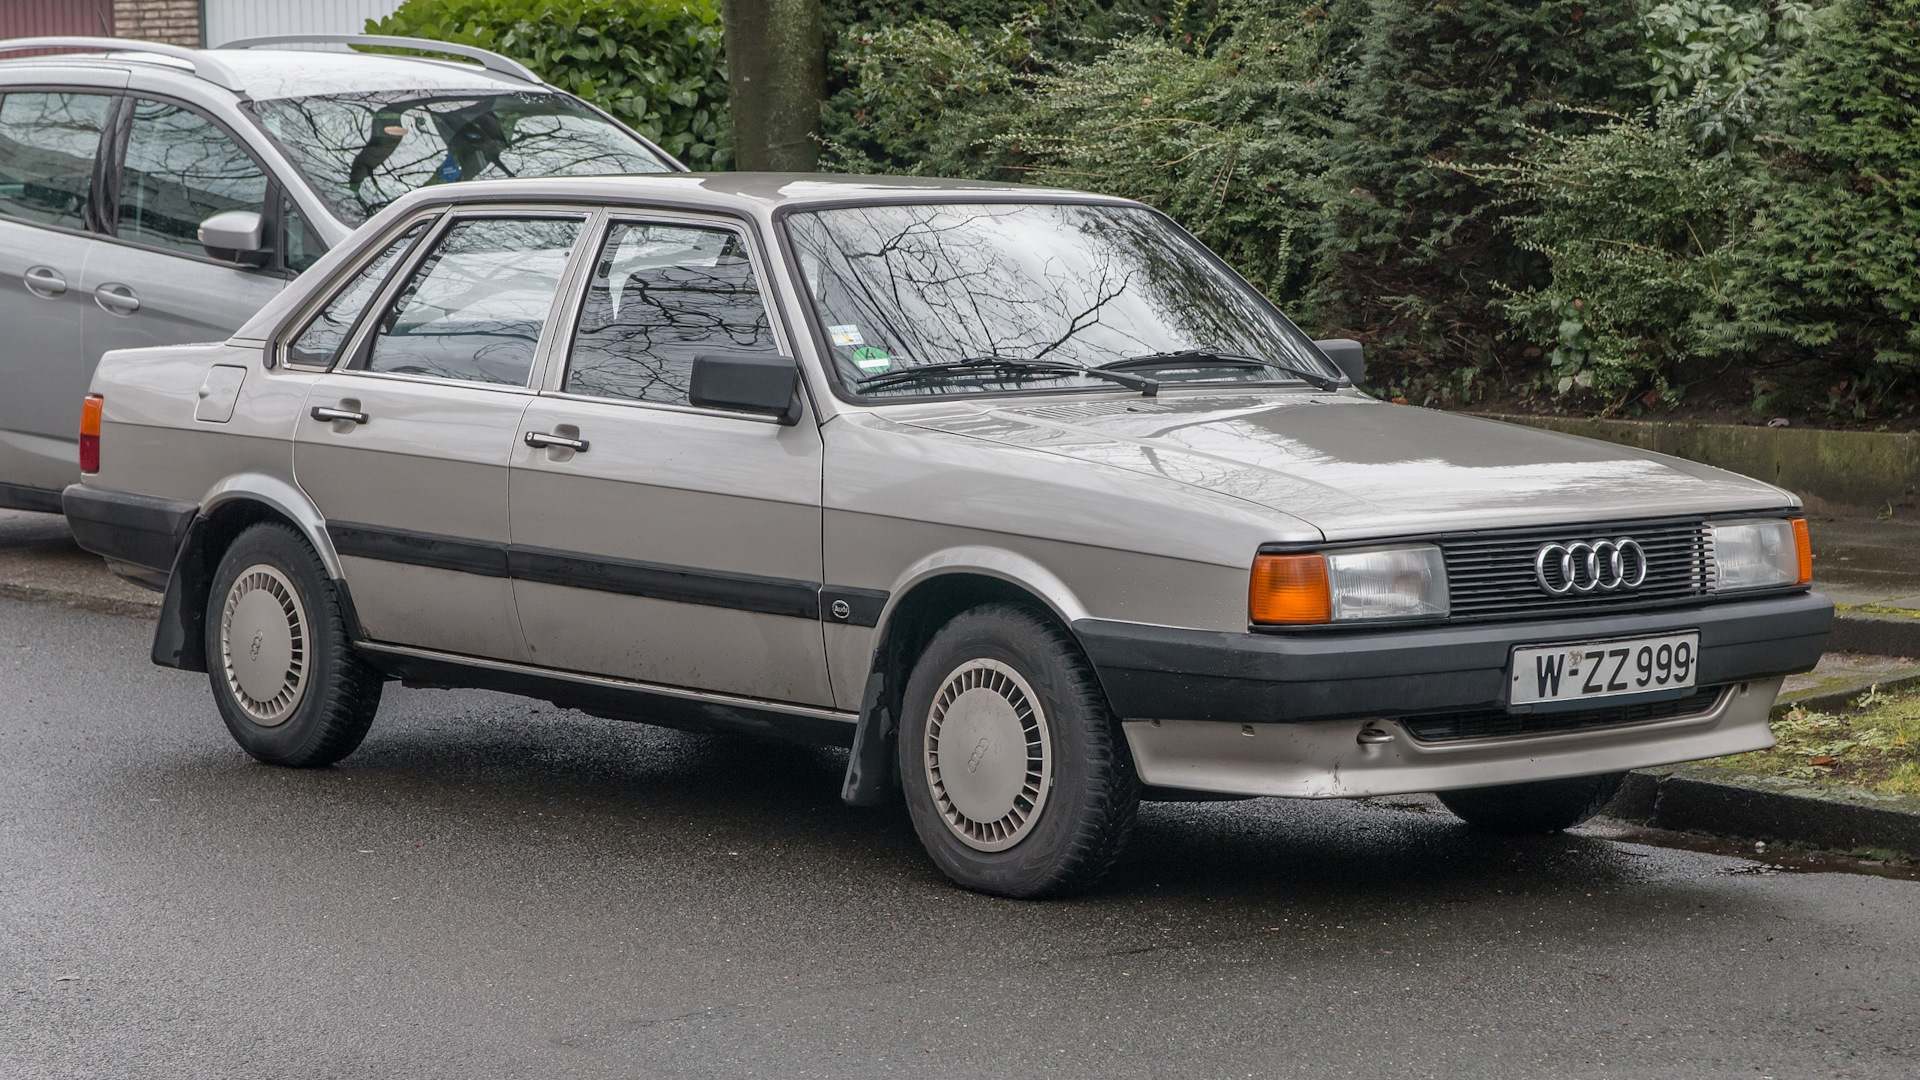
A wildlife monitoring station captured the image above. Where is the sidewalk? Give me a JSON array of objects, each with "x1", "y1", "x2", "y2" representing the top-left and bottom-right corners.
[{"x1": 1808, "y1": 514, "x2": 1920, "y2": 657}]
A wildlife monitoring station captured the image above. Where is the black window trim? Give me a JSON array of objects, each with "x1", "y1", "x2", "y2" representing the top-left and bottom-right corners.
[{"x1": 0, "y1": 83, "x2": 121, "y2": 241}]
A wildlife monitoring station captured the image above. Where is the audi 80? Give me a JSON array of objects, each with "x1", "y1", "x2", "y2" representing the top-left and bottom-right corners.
[{"x1": 65, "y1": 175, "x2": 1832, "y2": 897}]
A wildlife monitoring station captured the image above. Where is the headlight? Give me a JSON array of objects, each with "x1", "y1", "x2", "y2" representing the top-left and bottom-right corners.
[
  {"x1": 1708, "y1": 517, "x2": 1811, "y2": 592},
  {"x1": 1250, "y1": 545, "x2": 1449, "y2": 625}
]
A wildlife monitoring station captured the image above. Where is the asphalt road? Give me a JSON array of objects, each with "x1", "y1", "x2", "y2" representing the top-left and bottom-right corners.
[{"x1": 3, "y1": 595, "x2": 1916, "y2": 1079}]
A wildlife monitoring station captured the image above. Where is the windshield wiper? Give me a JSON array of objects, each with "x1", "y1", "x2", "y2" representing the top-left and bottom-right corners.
[
  {"x1": 1101, "y1": 349, "x2": 1342, "y2": 391},
  {"x1": 855, "y1": 355, "x2": 1159, "y2": 396}
]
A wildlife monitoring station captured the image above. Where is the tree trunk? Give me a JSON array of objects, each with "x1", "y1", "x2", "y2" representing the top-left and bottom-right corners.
[{"x1": 720, "y1": 0, "x2": 826, "y2": 171}]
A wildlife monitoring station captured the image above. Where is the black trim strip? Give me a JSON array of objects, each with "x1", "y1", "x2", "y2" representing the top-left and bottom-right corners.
[
  {"x1": 0, "y1": 481, "x2": 66, "y2": 515},
  {"x1": 323, "y1": 522, "x2": 889, "y2": 623},
  {"x1": 327, "y1": 522, "x2": 508, "y2": 578},
  {"x1": 509, "y1": 544, "x2": 820, "y2": 620}
]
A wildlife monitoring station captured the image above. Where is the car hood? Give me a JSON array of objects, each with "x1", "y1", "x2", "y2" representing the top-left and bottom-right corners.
[{"x1": 886, "y1": 391, "x2": 1795, "y2": 540}]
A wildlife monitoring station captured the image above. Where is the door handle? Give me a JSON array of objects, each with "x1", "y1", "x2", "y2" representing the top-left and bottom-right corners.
[
  {"x1": 311, "y1": 405, "x2": 369, "y2": 424},
  {"x1": 22, "y1": 266, "x2": 66, "y2": 297},
  {"x1": 93, "y1": 282, "x2": 140, "y2": 315},
  {"x1": 525, "y1": 431, "x2": 589, "y2": 452}
]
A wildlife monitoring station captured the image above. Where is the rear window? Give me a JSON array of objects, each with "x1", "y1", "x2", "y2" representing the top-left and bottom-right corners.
[
  {"x1": 246, "y1": 90, "x2": 675, "y2": 226},
  {"x1": 0, "y1": 91, "x2": 112, "y2": 230}
]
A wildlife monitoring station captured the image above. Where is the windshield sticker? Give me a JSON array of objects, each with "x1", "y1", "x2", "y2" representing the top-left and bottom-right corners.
[
  {"x1": 828, "y1": 324, "x2": 865, "y2": 347},
  {"x1": 851, "y1": 346, "x2": 893, "y2": 372},
  {"x1": 435, "y1": 154, "x2": 462, "y2": 183}
]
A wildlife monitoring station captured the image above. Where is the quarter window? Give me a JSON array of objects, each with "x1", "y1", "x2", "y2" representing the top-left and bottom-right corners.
[
  {"x1": 564, "y1": 222, "x2": 777, "y2": 406},
  {"x1": 118, "y1": 99, "x2": 269, "y2": 257},
  {"x1": 285, "y1": 222, "x2": 426, "y2": 368},
  {"x1": 356, "y1": 216, "x2": 583, "y2": 386},
  {"x1": 0, "y1": 92, "x2": 112, "y2": 230}
]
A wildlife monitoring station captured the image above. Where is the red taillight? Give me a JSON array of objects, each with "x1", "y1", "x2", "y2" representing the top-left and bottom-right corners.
[{"x1": 79, "y1": 394, "x2": 103, "y2": 473}]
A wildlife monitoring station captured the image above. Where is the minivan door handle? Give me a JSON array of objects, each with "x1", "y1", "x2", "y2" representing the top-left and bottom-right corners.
[
  {"x1": 525, "y1": 431, "x2": 589, "y2": 452},
  {"x1": 92, "y1": 282, "x2": 140, "y2": 315},
  {"x1": 311, "y1": 405, "x2": 369, "y2": 424},
  {"x1": 23, "y1": 266, "x2": 66, "y2": 297}
]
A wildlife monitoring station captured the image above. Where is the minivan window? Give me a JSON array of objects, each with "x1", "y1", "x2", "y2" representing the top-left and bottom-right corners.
[
  {"x1": 356, "y1": 216, "x2": 582, "y2": 386},
  {"x1": 118, "y1": 99, "x2": 268, "y2": 257},
  {"x1": 0, "y1": 92, "x2": 112, "y2": 230},
  {"x1": 247, "y1": 91, "x2": 675, "y2": 226},
  {"x1": 565, "y1": 222, "x2": 778, "y2": 406},
  {"x1": 286, "y1": 222, "x2": 426, "y2": 368}
]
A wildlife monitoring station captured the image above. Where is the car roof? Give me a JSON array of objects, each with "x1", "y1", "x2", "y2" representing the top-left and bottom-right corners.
[
  {"x1": 393, "y1": 172, "x2": 1139, "y2": 215},
  {"x1": 0, "y1": 46, "x2": 535, "y2": 101}
]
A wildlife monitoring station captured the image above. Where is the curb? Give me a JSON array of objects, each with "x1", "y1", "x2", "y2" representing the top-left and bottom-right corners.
[
  {"x1": 0, "y1": 581, "x2": 160, "y2": 619},
  {"x1": 1776, "y1": 665, "x2": 1920, "y2": 717},
  {"x1": 1832, "y1": 611, "x2": 1920, "y2": 658},
  {"x1": 1610, "y1": 764, "x2": 1920, "y2": 860}
]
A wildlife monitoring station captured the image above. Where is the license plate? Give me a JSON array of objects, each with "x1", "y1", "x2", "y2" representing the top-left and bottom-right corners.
[{"x1": 1508, "y1": 632, "x2": 1699, "y2": 707}]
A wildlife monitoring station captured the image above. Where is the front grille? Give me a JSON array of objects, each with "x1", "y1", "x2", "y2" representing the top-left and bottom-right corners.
[
  {"x1": 1439, "y1": 516, "x2": 1713, "y2": 622},
  {"x1": 1400, "y1": 684, "x2": 1726, "y2": 744}
]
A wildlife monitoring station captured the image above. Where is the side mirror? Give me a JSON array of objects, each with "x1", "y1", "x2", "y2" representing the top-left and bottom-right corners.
[
  {"x1": 689, "y1": 352, "x2": 801, "y2": 425},
  {"x1": 1313, "y1": 338, "x2": 1364, "y2": 387},
  {"x1": 199, "y1": 210, "x2": 269, "y2": 266}
]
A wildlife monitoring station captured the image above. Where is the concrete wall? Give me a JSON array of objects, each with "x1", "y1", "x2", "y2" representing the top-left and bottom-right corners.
[{"x1": 1484, "y1": 414, "x2": 1920, "y2": 514}]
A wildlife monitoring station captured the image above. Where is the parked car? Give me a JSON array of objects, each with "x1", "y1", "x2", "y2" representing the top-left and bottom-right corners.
[
  {"x1": 64, "y1": 174, "x2": 1832, "y2": 897},
  {"x1": 0, "y1": 33, "x2": 681, "y2": 514}
]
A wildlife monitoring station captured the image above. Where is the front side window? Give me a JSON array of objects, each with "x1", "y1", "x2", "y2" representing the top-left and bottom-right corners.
[
  {"x1": 355, "y1": 216, "x2": 583, "y2": 386},
  {"x1": 118, "y1": 98, "x2": 268, "y2": 257},
  {"x1": 564, "y1": 222, "x2": 778, "y2": 406},
  {"x1": 248, "y1": 91, "x2": 675, "y2": 226},
  {"x1": 0, "y1": 91, "x2": 112, "y2": 230},
  {"x1": 285, "y1": 222, "x2": 426, "y2": 368},
  {"x1": 785, "y1": 202, "x2": 1339, "y2": 399}
]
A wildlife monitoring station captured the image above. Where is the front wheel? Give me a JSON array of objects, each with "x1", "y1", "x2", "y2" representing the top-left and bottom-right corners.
[
  {"x1": 1437, "y1": 772, "x2": 1628, "y2": 834},
  {"x1": 205, "y1": 522, "x2": 382, "y2": 767},
  {"x1": 897, "y1": 604, "x2": 1138, "y2": 898}
]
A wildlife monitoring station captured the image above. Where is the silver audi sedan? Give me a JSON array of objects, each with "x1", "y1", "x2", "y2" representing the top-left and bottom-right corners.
[{"x1": 64, "y1": 174, "x2": 1831, "y2": 897}]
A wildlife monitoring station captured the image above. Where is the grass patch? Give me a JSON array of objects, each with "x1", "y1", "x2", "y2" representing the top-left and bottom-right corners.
[{"x1": 1713, "y1": 685, "x2": 1920, "y2": 796}]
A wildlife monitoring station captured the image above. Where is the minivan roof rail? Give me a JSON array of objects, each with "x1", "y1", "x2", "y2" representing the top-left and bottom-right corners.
[
  {"x1": 0, "y1": 36, "x2": 246, "y2": 90},
  {"x1": 216, "y1": 34, "x2": 542, "y2": 86}
]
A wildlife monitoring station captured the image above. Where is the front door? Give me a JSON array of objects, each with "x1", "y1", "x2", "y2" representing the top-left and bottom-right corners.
[
  {"x1": 509, "y1": 216, "x2": 833, "y2": 706},
  {"x1": 293, "y1": 212, "x2": 587, "y2": 659}
]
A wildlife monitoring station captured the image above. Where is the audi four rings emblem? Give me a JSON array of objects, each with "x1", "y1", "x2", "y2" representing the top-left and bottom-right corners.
[{"x1": 1533, "y1": 537, "x2": 1648, "y2": 595}]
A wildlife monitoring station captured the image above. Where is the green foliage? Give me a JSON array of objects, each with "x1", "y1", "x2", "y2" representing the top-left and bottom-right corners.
[
  {"x1": 1639, "y1": 0, "x2": 1812, "y2": 151},
  {"x1": 369, "y1": 0, "x2": 731, "y2": 167}
]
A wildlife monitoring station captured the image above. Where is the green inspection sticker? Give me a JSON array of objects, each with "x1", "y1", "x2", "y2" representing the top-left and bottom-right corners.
[{"x1": 851, "y1": 346, "x2": 892, "y2": 372}]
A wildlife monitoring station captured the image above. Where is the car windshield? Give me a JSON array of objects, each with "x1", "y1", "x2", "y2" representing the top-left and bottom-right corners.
[
  {"x1": 784, "y1": 201, "x2": 1339, "y2": 398},
  {"x1": 247, "y1": 91, "x2": 675, "y2": 226}
]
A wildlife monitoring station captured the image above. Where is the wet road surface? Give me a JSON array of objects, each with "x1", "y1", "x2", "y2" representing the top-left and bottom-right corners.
[{"x1": 3, "y1": 596, "x2": 1917, "y2": 1078}]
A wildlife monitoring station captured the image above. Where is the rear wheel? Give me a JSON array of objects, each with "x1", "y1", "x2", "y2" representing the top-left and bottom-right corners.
[
  {"x1": 1437, "y1": 772, "x2": 1628, "y2": 834},
  {"x1": 897, "y1": 604, "x2": 1138, "y2": 898},
  {"x1": 205, "y1": 522, "x2": 382, "y2": 767}
]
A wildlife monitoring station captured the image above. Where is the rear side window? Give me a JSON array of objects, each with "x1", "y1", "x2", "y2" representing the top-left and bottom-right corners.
[
  {"x1": 285, "y1": 222, "x2": 426, "y2": 368},
  {"x1": 564, "y1": 222, "x2": 778, "y2": 406},
  {"x1": 355, "y1": 216, "x2": 582, "y2": 386},
  {"x1": 118, "y1": 98, "x2": 269, "y2": 257},
  {"x1": 0, "y1": 92, "x2": 112, "y2": 230}
]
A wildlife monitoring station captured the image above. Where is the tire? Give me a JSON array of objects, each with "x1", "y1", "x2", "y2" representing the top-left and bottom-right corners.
[
  {"x1": 1437, "y1": 772, "x2": 1628, "y2": 834},
  {"x1": 896, "y1": 603, "x2": 1138, "y2": 898},
  {"x1": 204, "y1": 522, "x2": 382, "y2": 767}
]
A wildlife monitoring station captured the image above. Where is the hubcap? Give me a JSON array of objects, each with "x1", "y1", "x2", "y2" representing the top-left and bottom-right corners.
[
  {"x1": 924, "y1": 658, "x2": 1052, "y2": 852},
  {"x1": 220, "y1": 564, "x2": 309, "y2": 727}
]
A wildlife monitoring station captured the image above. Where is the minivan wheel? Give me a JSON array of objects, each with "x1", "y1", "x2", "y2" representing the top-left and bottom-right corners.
[
  {"x1": 205, "y1": 522, "x2": 382, "y2": 767},
  {"x1": 1436, "y1": 772, "x2": 1628, "y2": 834},
  {"x1": 897, "y1": 604, "x2": 1138, "y2": 898}
]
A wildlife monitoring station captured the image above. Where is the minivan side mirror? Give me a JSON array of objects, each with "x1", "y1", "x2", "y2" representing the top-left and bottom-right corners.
[
  {"x1": 689, "y1": 353, "x2": 801, "y2": 425},
  {"x1": 1313, "y1": 338, "x2": 1364, "y2": 387},
  {"x1": 199, "y1": 210, "x2": 269, "y2": 267}
]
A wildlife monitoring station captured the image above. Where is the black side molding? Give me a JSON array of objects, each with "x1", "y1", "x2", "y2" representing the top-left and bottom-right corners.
[
  {"x1": 0, "y1": 481, "x2": 65, "y2": 515},
  {"x1": 62, "y1": 485, "x2": 198, "y2": 573},
  {"x1": 510, "y1": 544, "x2": 820, "y2": 620},
  {"x1": 327, "y1": 522, "x2": 509, "y2": 578}
]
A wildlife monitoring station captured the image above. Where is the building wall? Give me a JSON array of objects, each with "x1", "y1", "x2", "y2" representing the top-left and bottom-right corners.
[
  {"x1": 112, "y1": 0, "x2": 198, "y2": 45},
  {"x1": 1, "y1": 0, "x2": 117, "y2": 38},
  {"x1": 202, "y1": 0, "x2": 403, "y2": 47}
]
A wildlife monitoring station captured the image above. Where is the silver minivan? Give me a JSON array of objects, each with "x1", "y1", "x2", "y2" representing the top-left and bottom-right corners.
[{"x1": 0, "y1": 34, "x2": 680, "y2": 513}]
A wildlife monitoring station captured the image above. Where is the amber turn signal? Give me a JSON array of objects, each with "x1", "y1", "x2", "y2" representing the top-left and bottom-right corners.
[
  {"x1": 79, "y1": 394, "x2": 103, "y2": 474},
  {"x1": 1790, "y1": 516, "x2": 1812, "y2": 586},
  {"x1": 1250, "y1": 554, "x2": 1332, "y2": 625}
]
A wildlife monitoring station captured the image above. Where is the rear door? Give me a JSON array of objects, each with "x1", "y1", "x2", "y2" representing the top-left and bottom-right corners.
[
  {"x1": 293, "y1": 210, "x2": 590, "y2": 660},
  {"x1": 0, "y1": 87, "x2": 117, "y2": 499},
  {"x1": 508, "y1": 213, "x2": 833, "y2": 706}
]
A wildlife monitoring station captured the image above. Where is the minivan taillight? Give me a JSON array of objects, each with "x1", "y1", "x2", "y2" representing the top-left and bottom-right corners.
[{"x1": 79, "y1": 394, "x2": 103, "y2": 473}]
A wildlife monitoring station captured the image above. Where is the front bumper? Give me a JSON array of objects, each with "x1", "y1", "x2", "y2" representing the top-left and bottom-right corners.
[{"x1": 1075, "y1": 592, "x2": 1830, "y2": 798}]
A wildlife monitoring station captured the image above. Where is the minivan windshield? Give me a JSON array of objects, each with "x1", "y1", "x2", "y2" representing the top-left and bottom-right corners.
[
  {"x1": 784, "y1": 202, "x2": 1340, "y2": 399},
  {"x1": 248, "y1": 91, "x2": 675, "y2": 225}
]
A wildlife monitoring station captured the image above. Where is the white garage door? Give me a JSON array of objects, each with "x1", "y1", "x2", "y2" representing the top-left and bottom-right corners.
[{"x1": 204, "y1": 0, "x2": 405, "y2": 47}]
